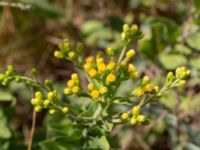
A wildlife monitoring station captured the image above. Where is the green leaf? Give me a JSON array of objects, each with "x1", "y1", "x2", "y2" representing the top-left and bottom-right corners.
[
  {"x1": 88, "y1": 136, "x2": 110, "y2": 150},
  {"x1": 39, "y1": 140, "x2": 66, "y2": 150},
  {"x1": 81, "y1": 20, "x2": 104, "y2": 35},
  {"x1": 0, "y1": 123, "x2": 11, "y2": 139},
  {"x1": 19, "y1": 0, "x2": 64, "y2": 18},
  {"x1": 139, "y1": 16, "x2": 180, "y2": 60},
  {"x1": 0, "y1": 91, "x2": 13, "y2": 101},
  {"x1": 186, "y1": 32, "x2": 200, "y2": 51},
  {"x1": 99, "y1": 136, "x2": 110, "y2": 150},
  {"x1": 159, "y1": 54, "x2": 187, "y2": 69},
  {"x1": 190, "y1": 58, "x2": 200, "y2": 70}
]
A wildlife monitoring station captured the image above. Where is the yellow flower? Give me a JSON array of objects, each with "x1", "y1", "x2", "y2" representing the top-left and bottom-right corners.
[
  {"x1": 49, "y1": 109, "x2": 56, "y2": 115},
  {"x1": 68, "y1": 51, "x2": 75, "y2": 60},
  {"x1": 31, "y1": 98, "x2": 41, "y2": 105},
  {"x1": 136, "y1": 115, "x2": 146, "y2": 123},
  {"x1": 71, "y1": 73, "x2": 78, "y2": 81},
  {"x1": 126, "y1": 49, "x2": 135, "y2": 58},
  {"x1": 48, "y1": 91, "x2": 56, "y2": 101},
  {"x1": 89, "y1": 69, "x2": 97, "y2": 77},
  {"x1": 67, "y1": 79, "x2": 75, "y2": 88},
  {"x1": 142, "y1": 75, "x2": 150, "y2": 85},
  {"x1": 144, "y1": 84, "x2": 154, "y2": 93},
  {"x1": 106, "y1": 47, "x2": 114, "y2": 56},
  {"x1": 64, "y1": 88, "x2": 72, "y2": 95},
  {"x1": 130, "y1": 117, "x2": 137, "y2": 125},
  {"x1": 121, "y1": 112, "x2": 129, "y2": 120},
  {"x1": 72, "y1": 86, "x2": 80, "y2": 93},
  {"x1": 62, "y1": 107, "x2": 69, "y2": 114},
  {"x1": 86, "y1": 56, "x2": 94, "y2": 63},
  {"x1": 107, "y1": 60, "x2": 116, "y2": 70},
  {"x1": 96, "y1": 57, "x2": 104, "y2": 65},
  {"x1": 128, "y1": 64, "x2": 136, "y2": 73},
  {"x1": 106, "y1": 73, "x2": 116, "y2": 84},
  {"x1": 83, "y1": 62, "x2": 92, "y2": 71},
  {"x1": 133, "y1": 88, "x2": 144, "y2": 97},
  {"x1": 88, "y1": 83, "x2": 95, "y2": 91},
  {"x1": 35, "y1": 91, "x2": 43, "y2": 99},
  {"x1": 35, "y1": 105, "x2": 42, "y2": 112},
  {"x1": 43, "y1": 99, "x2": 50, "y2": 107},
  {"x1": 131, "y1": 105, "x2": 141, "y2": 116},
  {"x1": 97, "y1": 63, "x2": 106, "y2": 73},
  {"x1": 99, "y1": 86, "x2": 108, "y2": 94},
  {"x1": 91, "y1": 90, "x2": 100, "y2": 99}
]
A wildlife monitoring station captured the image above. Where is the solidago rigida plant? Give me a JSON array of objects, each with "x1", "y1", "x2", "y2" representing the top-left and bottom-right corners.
[{"x1": 0, "y1": 24, "x2": 190, "y2": 147}]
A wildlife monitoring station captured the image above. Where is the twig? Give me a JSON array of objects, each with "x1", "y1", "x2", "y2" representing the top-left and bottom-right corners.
[
  {"x1": 27, "y1": 111, "x2": 37, "y2": 150},
  {"x1": 0, "y1": 2, "x2": 32, "y2": 10}
]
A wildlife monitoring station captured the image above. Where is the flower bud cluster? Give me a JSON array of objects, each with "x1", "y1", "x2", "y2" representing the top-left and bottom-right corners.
[
  {"x1": 0, "y1": 65, "x2": 15, "y2": 86},
  {"x1": 121, "y1": 24, "x2": 144, "y2": 45},
  {"x1": 166, "y1": 66, "x2": 191, "y2": 88},
  {"x1": 132, "y1": 76, "x2": 158, "y2": 97},
  {"x1": 64, "y1": 73, "x2": 80, "y2": 95},
  {"x1": 54, "y1": 39, "x2": 83, "y2": 65},
  {"x1": 121, "y1": 105, "x2": 148, "y2": 125},
  {"x1": 31, "y1": 91, "x2": 56, "y2": 112},
  {"x1": 87, "y1": 82, "x2": 108, "y2": 100},
  {"x1": 31, "y1": 90, "x2": 69, "y2": 115}
]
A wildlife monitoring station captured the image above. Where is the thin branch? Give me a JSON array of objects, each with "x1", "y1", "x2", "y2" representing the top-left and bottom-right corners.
[
  {"x1": 27, "y1": 110, "x2": 37, "y2": 150},
  {"x1": 0, "y1": 2, "x2": 32, "y2": 10}
]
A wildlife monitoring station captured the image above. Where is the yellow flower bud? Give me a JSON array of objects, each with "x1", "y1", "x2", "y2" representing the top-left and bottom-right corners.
[
  {"x1": 31, "y1": 98, "x2": 41, "y2": 105},
  {"x1": 86, "y1": 56, "x2": 94, "y2": 63},
  {"x1": 128, "y1": 64, "x2": 136, "y2": 73},
  {"x1": 144, "y1": 84, "x2": 154, "y2": 93},
  {"x1": 91, "y1": 90, "x2": 100, "y2": 99},
  {"x1": 130, "y1": 72, "x2": 139, "y2": 79},
  {"x1": 35, "y1": 105, "x2": 42, "y2": 112},
  {"x1": 123, "y1": 24, "x2": 129, "y2": 32},
  {"x1": 48, "y1": 91, "x2": 56, "y2": 101},
  {"x1": 178, "y1": 80, "x2": 186, "y2": 87},
  {"x1": 99, "y1": 86, "x2": 108, "y2": 94},
  {"x1": 71, "y1": 73, "x2": 78, "y2": 81},
  {"x1": 72, "y1": 86, "x2": 80, "y2": 94},
  {"x1": 107, "y1": 60, "x2": 116, "y2": 70},
  {"x1": 167, "y1": 72, "x2": 174, "y2": 82},
  {"x1": 106, "y1": 47, "x2": 114, "y2": 56},
  {"x1": 62, "y1": 107, "x2": 69, "y2": 114},
  {"x1": 106, "y1": 73, "x2": 116, "y2": 84},
  {"x1": 89, "y1": 69, "x2": 97, "y2": 77},
  {"x1": 96, "y1": 58, "x2": 104, "y2": 65},
  {"x1": 126, "y1": 49, "x2": 135, "y2": 58},
  {"x1": 130, "y1": 117, "x2": 137, "y2": 125},
  {"x1": 35, "y1": 91, "x2": 43, "y2": 100},
  {"x1": 142, "y1": 75, "x2": 150, "y2": 85},
  {"x1": 131, "y1": 105, "x2": 141, "y2": 116},
  {"x1": 64, "y1": 88, "x2": 72, "y2": 95},
  {"x1": 68, "y1": 51, "x2": 75, "y2": 60},
  {"x1": 136, "y1": 115, "x2": 146, "y2": 123},
  {"x1": 121, "y1": 113, "x2": 129, "y2": 120},
  {"x1": 49, "y1": 109, "x2": 56, "y2": 115},
  {"x1": 67, "y1": 79, "x2": 75, "y2": 88},
  {"x1": 133, "y1": 88, "x2": 144, "y2": 97},
  {"x1": 43, "y1": 99, "x2": 50, "y2": 107},
  {"x1": 54, "y1": 51, "x2": 64, "y2": 59},
  {"x1": 97, "y1": 63, "x2": 106, "y2": 73},
  {"x1": 88, "y1": 83, "x2": 95, "y2": 91},
  {"x1": 83, "y1": 63, "x2": 92, "y2": 71}
]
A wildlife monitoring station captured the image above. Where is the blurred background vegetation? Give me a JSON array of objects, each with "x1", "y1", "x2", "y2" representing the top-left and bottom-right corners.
[{"x1": 1, "y1": 0, "x2": 200, "y2": 149}]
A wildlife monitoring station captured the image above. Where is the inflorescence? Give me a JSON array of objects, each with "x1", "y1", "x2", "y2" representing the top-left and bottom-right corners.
[{"x1": 0, "y1": 24, "x2": 190, "y2": 126}]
